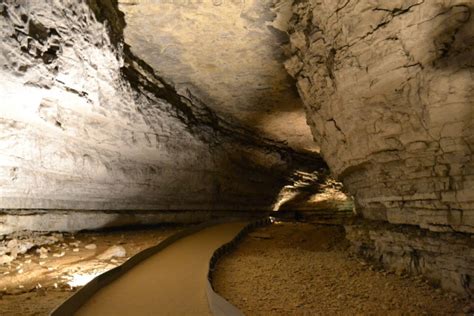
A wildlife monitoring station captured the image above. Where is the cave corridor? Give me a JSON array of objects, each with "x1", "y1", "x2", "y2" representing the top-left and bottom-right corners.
[{"x1": 0, "y1": 0, "x2": 473, "y2": 315}]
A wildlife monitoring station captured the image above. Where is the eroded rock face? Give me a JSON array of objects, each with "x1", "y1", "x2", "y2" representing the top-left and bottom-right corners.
[
  {"x1": 119, "y1": 0, "x2": 317, "y2": 152},
  {"x1": 286, "y1": 0, "x2": 474, "y2": 233},
  {"x1": 345, "y1": 221, "x2": 474, "y2": 295},
  {"x1": 0, "y1": 0, "x2": 323, "y2": 217}
]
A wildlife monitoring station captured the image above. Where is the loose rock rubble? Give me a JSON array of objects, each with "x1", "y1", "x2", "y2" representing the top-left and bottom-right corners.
[
  {"x1": 84, "y1": 244, "x2": 97, "y2": 250},
  {"x1": 0, "y1": 232, "x2": 64, "y2": 265},
  {"x1": 97, "y1": 245, "x2": 127, "y2": 261},
  {"x1": 0, "y1": 226, "x2": 182, "y2": 316}
]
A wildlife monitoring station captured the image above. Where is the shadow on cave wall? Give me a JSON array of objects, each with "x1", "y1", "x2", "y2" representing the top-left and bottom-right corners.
[
  {"x1": 430, "y1": 4, "x2": 473, "y2": 69},
  {"x1": 86, "y1": 0, "x2": 328, "y2": 211},
  {"x1": 429, "y1": 4, "x2": 474, "y2": 155}
]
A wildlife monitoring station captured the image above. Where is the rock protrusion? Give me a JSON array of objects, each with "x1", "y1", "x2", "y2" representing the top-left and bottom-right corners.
[{"x1": 285, "y1": 0, "x2": 474, "y2": 233}]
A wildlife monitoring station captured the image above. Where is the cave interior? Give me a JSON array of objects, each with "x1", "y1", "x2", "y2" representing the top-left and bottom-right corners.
[{"x1": 0, "y1": 0, "x2": 473, "y2": 314}]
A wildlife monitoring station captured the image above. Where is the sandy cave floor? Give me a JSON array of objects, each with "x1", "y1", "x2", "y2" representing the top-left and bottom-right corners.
[
  {"x1": 213, "y1": 222, "x2": 472, "y2": 315},
  {"x1": 0, "y1": 225, "x2": 183, "y2": 316},
  {"x1": 0, "y1": 221, "x2": 472, "y2": 315}
]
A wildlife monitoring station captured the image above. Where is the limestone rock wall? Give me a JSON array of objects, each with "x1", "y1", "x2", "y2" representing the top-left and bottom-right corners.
[
  {"x1": 119, "y1": 0, "x2": 317, "y2": 152},
  {"x1": 0, "y1": 0, "x2": 322, "y2": 215},
  {"x1": 345, "y1": 221, "x2": 474, "y2": 295},
  {"x1": 286, "y1": 0, "x2": 474, "y2": 233}
]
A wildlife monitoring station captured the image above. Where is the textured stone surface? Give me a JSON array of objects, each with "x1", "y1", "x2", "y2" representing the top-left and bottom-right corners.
[
  {"x1": 0, "y1": 0, "x2": 324, "y2": 218},
  {"x1": 0, "y1": 210, "x2": 264, "y2": 235},
  {"x1": 286, "y1": 0, "x2": 474, "y2": 233},
  {"x1": 346, "y1": 221, "x2": 474, "y2": 296},
  {"x1": 119, "y1": 0, "x2": 316, "y2": 151}
]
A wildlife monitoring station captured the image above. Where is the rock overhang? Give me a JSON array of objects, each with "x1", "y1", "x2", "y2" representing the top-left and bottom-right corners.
[{"x1": 118, "y1": 0, "x2": 318, "y2": 152}]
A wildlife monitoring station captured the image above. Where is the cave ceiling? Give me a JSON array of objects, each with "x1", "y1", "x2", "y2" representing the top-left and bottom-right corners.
[{"x1": 119, "y1": 0, "x2": 317, "y2": 152}]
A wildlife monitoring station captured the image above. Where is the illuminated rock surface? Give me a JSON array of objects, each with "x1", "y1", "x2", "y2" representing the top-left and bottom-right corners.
[
  {"x1": 0, "y1": 0, "x2": 322, "y2": 215},
  {"x1": 285, "y1": 0, "x2": 474, "y2": 233},
  {"x1": 0, "y1": 0, "x2": 473, "y2": 304},
  {"x1": 119, "y1": 0, "x2": 316, "y2": 151}
]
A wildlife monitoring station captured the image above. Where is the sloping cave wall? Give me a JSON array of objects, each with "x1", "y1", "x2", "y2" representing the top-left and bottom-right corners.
[
  {"x1": 286, "y1": 0, "x2": 474, "y2": 234},
  {"x1": 285, "y1": 0, "x2": 474, "y2": 294},
  {"x1": 0, "y1": 0, "x2": 324, "y2": 230}
]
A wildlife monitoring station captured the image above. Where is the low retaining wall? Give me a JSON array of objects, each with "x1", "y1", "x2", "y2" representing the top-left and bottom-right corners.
[
  {"x1": 50, "y1": 218, "x2": 271, "y2": 315},
  {"x1": 207, "y1": 218, "x2": 272, "y2": 316}
]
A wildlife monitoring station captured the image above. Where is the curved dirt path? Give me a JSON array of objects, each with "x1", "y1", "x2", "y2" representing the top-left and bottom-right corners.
[{"x1": 75, "y1": 222, "x2": 248, "y2": 316}]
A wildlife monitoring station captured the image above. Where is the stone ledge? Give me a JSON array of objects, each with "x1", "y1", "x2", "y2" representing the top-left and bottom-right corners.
[{"x1": 345, "y1": 220, "x2": 474, "y2": 296}]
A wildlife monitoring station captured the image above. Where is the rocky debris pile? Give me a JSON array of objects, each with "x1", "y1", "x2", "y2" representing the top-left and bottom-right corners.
[
  {"x1": 0, "y1": 229, "x2": 130, "y2": 267},
  {"x1": 0, "y1": 227, "x2": 181, "y2": 315},
  {"x1": 0, "y1": 232, "x2": 64, "y2": 265}
]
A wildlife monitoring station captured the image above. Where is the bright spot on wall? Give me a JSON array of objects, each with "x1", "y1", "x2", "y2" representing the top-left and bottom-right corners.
[
  {"x1": 271, "y1": 170, "x2": 353, "y2": 212},
  {"x1": 272, "y1": 170, "x2": 319, "y2": 211}
]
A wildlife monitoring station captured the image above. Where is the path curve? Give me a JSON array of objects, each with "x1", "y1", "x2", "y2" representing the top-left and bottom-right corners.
[{"x1": 52, "y1": 222, "x2": 250, "y2": 316}]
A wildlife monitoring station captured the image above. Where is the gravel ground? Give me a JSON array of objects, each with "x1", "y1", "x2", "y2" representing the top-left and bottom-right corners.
[{"x1": 213, "y1": 222, "x2": 470, "y2": 315}]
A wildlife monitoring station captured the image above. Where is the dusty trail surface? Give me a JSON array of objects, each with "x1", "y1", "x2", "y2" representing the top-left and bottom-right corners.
[{"x1": 76, "y1": 222, "x2": 248, "y2": 316}]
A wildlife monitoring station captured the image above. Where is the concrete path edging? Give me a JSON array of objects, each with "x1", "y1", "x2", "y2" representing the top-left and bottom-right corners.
[
  {"x1": 50, "y1": 218, "x2": 270, "y2": 316},
  {"x1": 206, "y1": 218, "x2": 272, "y2": 316}
]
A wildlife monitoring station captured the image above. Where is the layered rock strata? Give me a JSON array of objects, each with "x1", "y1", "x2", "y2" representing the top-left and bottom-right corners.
[
  {"x1": 346, "y1": 221, "x2": 474, "y2": 295},
  {"x1": 0, "y1": 0, "x2": 324, "y2": 221},
  {"x1": 119, "y1": 0, "x2": 316, "y2": 152},
  {"x1": 286, "y1": 0, "x2": 474, "y2": 233}
]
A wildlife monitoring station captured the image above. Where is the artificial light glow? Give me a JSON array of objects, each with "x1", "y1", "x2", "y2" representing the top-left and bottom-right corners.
[
  {"x1": 67, "y1": 272, "x2": 102, "y2": 288},
  {"x1": 269, "y1": 217, "x2": 283, "y2": 225},
  {"x1": 272, "y1": 188, "x2": 298, "y2": 211}
]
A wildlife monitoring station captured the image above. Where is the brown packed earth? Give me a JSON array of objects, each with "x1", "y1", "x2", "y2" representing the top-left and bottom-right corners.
[
  {"x1": 0, "y1": 225, "x2": 182, "y2": 316},
  {"x1": 0, "y1": 222, "x2": 472, "y2": 315},
  {"x1": 213, "y1": 222, "x2": 471, "y2": 315}
]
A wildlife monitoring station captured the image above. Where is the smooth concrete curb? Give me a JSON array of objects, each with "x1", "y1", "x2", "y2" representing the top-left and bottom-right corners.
[
  {"x1": 50, "y1": 218, "x2": 271, "y2": 316},
  {"x1": 207, "y1": 218, "x2": 272, "y2": 316}
]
